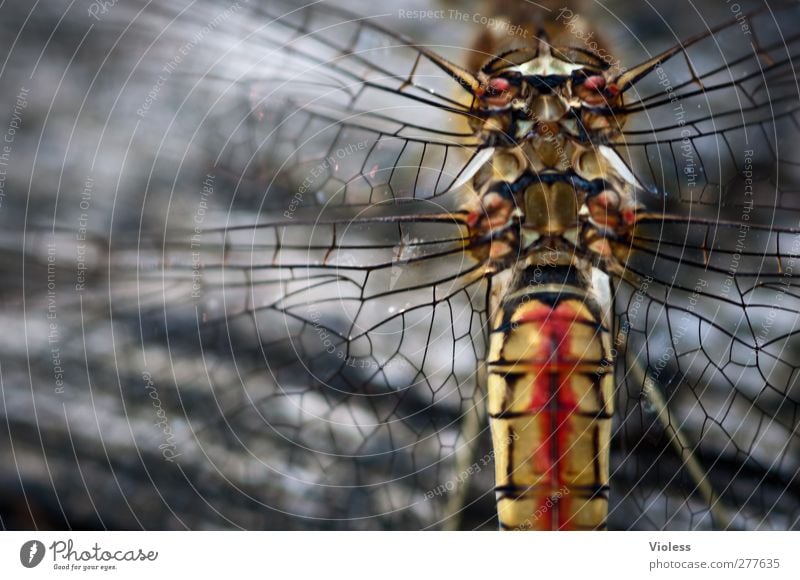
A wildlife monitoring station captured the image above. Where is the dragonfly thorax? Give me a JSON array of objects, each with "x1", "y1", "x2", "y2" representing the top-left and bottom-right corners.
[{"x1": 463, "y1": 138, "x2": 640, "y2": 267}]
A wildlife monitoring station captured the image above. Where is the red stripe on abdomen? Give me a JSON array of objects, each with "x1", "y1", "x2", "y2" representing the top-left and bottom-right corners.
[{"x1": 518, "y1": 302, "x2": 582, "y2": 529}]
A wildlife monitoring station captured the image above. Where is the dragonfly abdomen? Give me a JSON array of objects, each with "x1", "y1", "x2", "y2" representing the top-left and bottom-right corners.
[{"x1": 488, "y1": 265, "x2": 613, "y2": 530}]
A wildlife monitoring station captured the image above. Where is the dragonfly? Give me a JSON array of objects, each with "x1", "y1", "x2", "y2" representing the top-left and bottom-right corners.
[{"x1": 16, "y1": 0, "x2": 800, "y2": 530}]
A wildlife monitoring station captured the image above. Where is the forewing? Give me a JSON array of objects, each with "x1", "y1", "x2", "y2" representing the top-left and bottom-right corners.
[
  {"x1": 141, "y1": 0, "x2": 485, "y2": 211},
  {"x1": 609, "y1": 3, "x2": 800, "y2": 212}
]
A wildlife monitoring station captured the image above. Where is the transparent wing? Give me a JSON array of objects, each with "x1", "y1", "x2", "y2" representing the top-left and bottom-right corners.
[
  {"x1": 20, "y1": 205, "x2": 495, "y2": 530},
  {"x1": 608, "y1": 3, "x2": 800, "y2": 211},
  {"x1": 607, "y1": 216, "x2": 800, "y2": 530},
  {"x1": 2, "y1": 0, "x2": 501, "y2": 530},
  {"x1": 146, "y1": 0, "x2": 486, "y2": 210},
  {"x1": 606, "y1": 8, "x2": 800, "y2": 527}
]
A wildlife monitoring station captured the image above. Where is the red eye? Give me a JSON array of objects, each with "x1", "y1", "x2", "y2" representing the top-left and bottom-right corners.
[
  {"x1": 487, "y1": 77, "x2": 510, "y2": 95},
  {"x1": 583, "y1": 75, "x2": 606, "y2": 91}
]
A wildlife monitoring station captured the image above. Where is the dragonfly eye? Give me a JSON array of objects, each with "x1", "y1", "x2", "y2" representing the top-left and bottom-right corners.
[
  {"x1": 576, "y1": 74, "x2": 619, "y2": 106},
  {"x1": 583, "y1": 75, "x2": 606, "y2": 91},
  {"x1": 479, "y1": 76, "x2": 518, "y2": 107},
  {"x1": 487, "y1": 77, "x2": 510, "y2": 95}
]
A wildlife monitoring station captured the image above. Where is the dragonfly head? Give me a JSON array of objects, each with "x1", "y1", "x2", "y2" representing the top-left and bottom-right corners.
[{"x1": 471, "y1": 45, "x2": 626, "y2": 145}]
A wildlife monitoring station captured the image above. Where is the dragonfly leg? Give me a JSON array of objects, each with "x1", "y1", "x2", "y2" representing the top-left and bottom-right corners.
[{"x1": 441, "y1": 393, "x2": 487, "y2": 531}]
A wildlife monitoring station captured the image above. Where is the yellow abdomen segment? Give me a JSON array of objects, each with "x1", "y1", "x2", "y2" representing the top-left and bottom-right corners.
[{"x1": 488, "y1": 287, "x2": 613, "y2": 530}]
